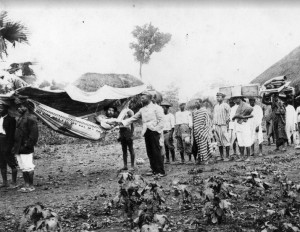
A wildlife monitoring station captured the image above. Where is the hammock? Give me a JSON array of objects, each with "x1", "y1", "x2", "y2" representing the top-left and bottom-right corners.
[{"x1": 28, "y1": 99, "x2": 130, "y2": 141}]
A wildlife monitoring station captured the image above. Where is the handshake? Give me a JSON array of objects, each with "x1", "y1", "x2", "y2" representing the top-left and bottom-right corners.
[{"x1": 105, "y1": 118, "x2": 123, "y2": 126}]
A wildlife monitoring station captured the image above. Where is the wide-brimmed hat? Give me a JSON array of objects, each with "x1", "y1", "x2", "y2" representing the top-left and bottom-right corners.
[
  {"x1": 104, "y1": 105, "x2": 118, "y2": 112},
  {"x1": 160, "y1": 101, "x2": 172, "y2": 107},
  {"x1": 216, "y1": 92, "x2": 226, "y2": 98},
  {"x1": 14, "y1": 96, "x2": 29, "y2": 105},
  {"x1": 141, "y1": 90, "x2": 153, "y2": 97}
]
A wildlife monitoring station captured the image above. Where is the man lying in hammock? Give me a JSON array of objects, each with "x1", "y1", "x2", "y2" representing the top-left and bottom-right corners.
[{"x1": 95, "y1": 106, "x2": 135, "y2": 171}]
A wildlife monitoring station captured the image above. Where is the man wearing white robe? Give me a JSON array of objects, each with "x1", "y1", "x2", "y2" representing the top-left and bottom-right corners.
[
  {"x1": 285, "y1": 99, "x2": 297, "y2": 146},
  {"x1": 249, "y1": 98, "x2": 264, "y2": 156},
  {"x1": 228, "y1": 99, "x2": 239, "y2": 156}
]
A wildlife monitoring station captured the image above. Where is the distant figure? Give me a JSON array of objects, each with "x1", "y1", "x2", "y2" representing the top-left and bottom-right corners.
[
  {"x1": 228, "y1": 98, "x2": 239, "y2": 157},
  {"x1": 0, "y1": 99, "x2": 17, "y2": 189},
  {"x1": 284, "y1": 98, "x2": 297, "y2": 147},
  {"x1": 192, "y1": 99, "x2": 212, "y2": 164},
  {"x1": 249, "y1": 97, "x2": 264, "y2": 156},
  {"x1": 175, "y1": 101, "x2": 193, "y2": 164},
  {"x1": 12, "y1": 96, "x2": 39, "y2": 193},
  {"x1": 295, "y1": 102, "x2": 300, "y2": 148},
  {"x1": 213, "y1": 93, "x2": 231, "y2": 161},
  {"x1": 160, "y1": 101, "x2": 175, "y2": 164},
  {"x1": 262, "y1": 93, "x2": 287, "y2": 151}
]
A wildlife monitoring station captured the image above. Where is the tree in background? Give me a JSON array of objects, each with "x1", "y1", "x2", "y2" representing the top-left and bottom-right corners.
[
  {"x1": 130, "y1": 23, "x2": 172, "y2": 79},
  {"x1": 162, "y1": 82, "x2": 180, "y2": 114},
  {"x1": 0, "y1": 11, "x2": 29, "y2": 59}
]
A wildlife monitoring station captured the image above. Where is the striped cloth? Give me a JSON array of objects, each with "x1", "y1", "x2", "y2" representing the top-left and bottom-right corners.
[
  {"x1": 193, "y1": 108, "x2": 212, "y2": 162},
  {"x1": 213, "y1": 102, "x2": 231, "y2": 126}
]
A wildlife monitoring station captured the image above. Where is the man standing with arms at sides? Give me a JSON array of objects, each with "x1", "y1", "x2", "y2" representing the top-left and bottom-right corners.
[
  {"x1": 264, "y1": 96, "x2": 274, "y2": 146},
  {"x1": 109, "y1": 91, "x2": 165, "y2": 177},
  {"x1": 249, "y1": 97, "x2": 264, "y2": 156},
  {"x1": 213, "y1": 93, "x2": 231, "y2": 161},
  {"x1": 232, "y1": 95, "x2": 253, "y2": 161},
  {"x1": 12, "y1": 97, "x2": 39, "y2": 193},
  {"x1": 175, "y1": 102, "x2": 193, "y2": 164},
  {"x1": 0, "y1": 99, "x2": 17, "y2": 189},
  {"x1": 228, "y1": 99, "x2": 239, "y2": 158},
  {"x1": 284, "y1": 98, "x2": 297, "y2": 147},
  {"x1": 160, "y1": 101, "x2": 175, "y2": 164},
  {"x1": 262, "y1": 93, "x2": 287, "y2": 151}
]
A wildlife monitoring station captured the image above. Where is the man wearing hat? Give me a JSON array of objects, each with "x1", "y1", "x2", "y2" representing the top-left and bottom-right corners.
[
  {"x1": 232, "y1": 95, "x2": 253, "y2": 161},
  {"x1": 174, "y1": 101, "x2": 193, "y2": 164},
  {"x1": 213, "y1": 93, "x2": 231, "y2": 161},
  {"x1": 249, "y1": 97, "x2": 264, "y2": 156},
  {"x1": 109, "y1": 91, "x2": 165, "y2": 177},
  {"x1": 12, "y1": 96, "x2": 39, "y2": 192},
  {"x1": 160, "y1": 101, "x2": 175, "y2": 164},
  {"x1": 0, "y1": 98, "x2": 18, "y2": 188}
]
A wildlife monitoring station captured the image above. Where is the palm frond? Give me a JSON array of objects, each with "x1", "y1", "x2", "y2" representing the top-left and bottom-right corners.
[{"x1": 0, "y1": 11, "x2": 29, "y2": 59}]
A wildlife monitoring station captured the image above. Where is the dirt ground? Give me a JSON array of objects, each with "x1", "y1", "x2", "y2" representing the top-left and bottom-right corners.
[{"x1": 1, "y1": 133, "x2": 300, "y2": 232}]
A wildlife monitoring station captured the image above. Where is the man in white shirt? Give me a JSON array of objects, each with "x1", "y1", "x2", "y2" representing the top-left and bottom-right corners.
[
  {"x1": 110, "y1": 91, "x2": 166, "y2": 177},
  {"x1": 175, "y1": 102, "x2": 193, "y2": 164},
  {"x1": 249, "y1": 97, "x2": 264, "y2": 156},
  {"x1": 161, "y1": 101, "x2": 175, "y2": 164}
]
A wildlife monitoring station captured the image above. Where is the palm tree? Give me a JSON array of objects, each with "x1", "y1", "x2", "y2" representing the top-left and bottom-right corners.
[{"x1": 0, "y1": 11, "x2": 29, "y2": 59}]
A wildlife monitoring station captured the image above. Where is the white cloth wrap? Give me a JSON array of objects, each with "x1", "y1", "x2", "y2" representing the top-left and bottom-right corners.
[{"x1": 16, "y1": 153, "x2": 35, "y2": 172}]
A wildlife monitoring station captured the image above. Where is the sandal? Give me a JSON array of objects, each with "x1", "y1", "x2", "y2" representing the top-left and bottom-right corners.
[
  {"x1": 18, "y1": 187, "x2": 28, "y2": 192},
  {"x1": 27, "y1": 187, "x2": 35, "y2": 192}
]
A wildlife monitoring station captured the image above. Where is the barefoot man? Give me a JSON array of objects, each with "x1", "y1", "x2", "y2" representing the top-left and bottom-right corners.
[
  {"x1": 160, "y1": 101, "x2": 175, "y2": 164},
  {"x1": 0, "y1": 98, "x2": 17, "y2": 189},
  {"x1": 12, "y1": 96, "x2": 39, "y2": 192},
  {"x1": 109, "y1": 91, "x2": 166, "y2": 177},
  {"x1": 213, "y1": 93, "x2": 231, "y2": 161},
  {"x1": 232, "y1": 95, "x2": 253, "y2": 161},
  {"x1": 249, "y1": 97, "x2": 264, "y2": 156},
  {"x1": 96, "y1": 106, "x2": 136, "y2": 171}
]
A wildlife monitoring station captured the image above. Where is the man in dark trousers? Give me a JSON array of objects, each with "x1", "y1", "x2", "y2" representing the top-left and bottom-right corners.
[
  {"x1": 12, "y1": 96, "x2": 39, "y2": 193},
  {"x1": 109, "y1": 91, "x2": 165, "y2": 177},
  {"x1": 0, "y1": 98, "x2": 17, "y2": 188}
]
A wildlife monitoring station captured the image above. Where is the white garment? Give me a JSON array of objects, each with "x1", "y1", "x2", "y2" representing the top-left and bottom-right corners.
[
  {"x1": 0, "y1": 114, "x2": 7, "y2": 134},
  {"x1": 235, "y1": 120, "x2": 252, "y2": 147},
  {"x1": 16, "y1": 153, "x2": 35, "y2": 172},
  {"x1": 229, "y1": 105, "x2": 238, "y2": 130},
  {"x1": 285, "y1": 105, "x2": 297, "y2": 143},
  {"x1": 163, "y1": 113, "x2": 175, "y2": 131},
  {"x1": 296, "y1": 106, "x2": 300, "y2": 122},
  {"x1": 251, "y1": 105, "x2": 264, "y2": 144},
  {"x1": 175, "y1": 111, "x2": 192, "y2": 127}
]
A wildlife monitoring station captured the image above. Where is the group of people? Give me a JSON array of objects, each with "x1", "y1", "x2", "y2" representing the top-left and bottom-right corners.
[
  {"x1": 0, "y1": 96, "x2": 39, "y2": 192},
  {"x1": 105, "y1": 89, "x2": 300, "y2": 178},
  {"x1": 3, "y1": 89, "x2": 297, "y2": 188}
]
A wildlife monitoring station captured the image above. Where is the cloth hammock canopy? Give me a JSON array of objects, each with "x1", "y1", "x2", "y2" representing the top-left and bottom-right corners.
[{"x1": 13, "y1": 84, "x2": 147, "y2": 117}]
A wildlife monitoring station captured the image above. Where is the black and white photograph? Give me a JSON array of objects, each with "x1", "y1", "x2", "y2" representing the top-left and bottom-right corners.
[{"x1": 1, "y1": 0, "x2": 300, "y2": 231}]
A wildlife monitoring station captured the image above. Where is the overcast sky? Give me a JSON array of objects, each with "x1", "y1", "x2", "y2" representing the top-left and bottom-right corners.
[{"x1": 1, "y1": 0, "x2": 300, "y2": 100}]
